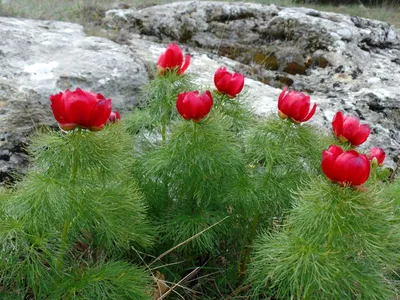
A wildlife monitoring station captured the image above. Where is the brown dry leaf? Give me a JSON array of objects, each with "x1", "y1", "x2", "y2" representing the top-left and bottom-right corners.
[{"x1": 153, "y1": 271, "x2": 169, "y2": 299}]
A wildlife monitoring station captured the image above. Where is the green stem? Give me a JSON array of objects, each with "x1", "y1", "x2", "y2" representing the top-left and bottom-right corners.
[
  {"x1": 240, "y1": 120, "x2": 293, "y2": 276},
  {"x1": 189, "y1": 122, "x2": 200, "y2": 212},
  {"x1": 239, "y1": 213, "x2": 260, "y2": 278},
  {"x1": 263, "y1": 119, "x2": 291, "y2": 188},
  {"x1": 161, "y1": 96, "x2": 170, "y2": 145},
  {"x1": 56, "y1": 130, "x2": 80, "y2": 272},
  {"x1": 56, "y1": 217, "x2": 71, "y2": 271},
  {"x1": 161, "y1": 121, "x2": 166, "y2": 145},
  {"x1": 262, "y1": 163, "x2": 274, "y2": 188},
  {"x1": 372, "y1": 165, "x2": 378, "y2": 183},
  {"x1": 327, "y1": 193, "x2": 341, "y2": 250},
  {"x1": 193, "y1": 121, "x2": 198, "y2": 143},
  {"x1": 327, "y1": 227, "x2": 335, "y2": 249}
]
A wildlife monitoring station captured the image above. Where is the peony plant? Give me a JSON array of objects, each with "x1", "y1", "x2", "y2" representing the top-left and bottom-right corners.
[
  {"x1": 126, "y1": 44, "x2": 195, "y2": 147},
  {"x1": 176, "y1": 90, "x2": 213, "y2": 122},
  {"x1": 1, "y1": 42, "x2": 398, "y2": 299},
  {"x1": 50, "y1": 88, "x2": 112, "y2": 131},
  {"x1": 277, "y1": 87, "x2": 317, "y2": 123},
  {"x1": 321, "y1": 145, "x2": 370, "y2": 187},
  {"x1": 157, "y1": 43, "x2": 191, "y2": 76},
  {"x1": 214, "y1": 66, "x2": 245, "y2": 98},
  {"x1": 248, "y1": 116, "x2": 398, "y2": 299},
  {"x1": 368, "y1": 146, "x2": 386, "y2": 166},
  {"x1": 332, "y1": 111, "x2": 371, "y2": 146},
  {"x1": 0, "y1": 89, "x2": 153, "y2": 299},
  {"x1": 211, "y1": 66, "x2": 254, "y2": 135}
]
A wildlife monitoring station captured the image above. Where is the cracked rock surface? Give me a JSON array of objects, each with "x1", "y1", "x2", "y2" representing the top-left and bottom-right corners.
[
  {"x1": 106, "y1": 1, "x2": 400, "y2": 167},
  {"x1": 0, "y1": 17, "x2": 148, "y2": 182}
]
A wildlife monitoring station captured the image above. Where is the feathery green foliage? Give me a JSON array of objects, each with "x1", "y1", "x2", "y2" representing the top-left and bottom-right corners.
[
  {"x1": 128, "y1": 72, "x2": 195, "y2": 144},
  {"x1": 126, "y1": 61, "x2": 354, "y2": 297},
  {"x1": 243, "y1": 115, "x2": 327, "y2": 229},
  {"x1": 212, "y1": 91, "x2": 257, "y2": 135},
  {"x1": 48, "y1": 261, "x2": 152, "y2": 300},
  {"x1": 139, "y1": 113, "x2": 246, "y2": 256},
  {"x1": 248, "y1": 177, "x2": 400, "y2": 299},
  {"x1": 0, "y1": 125, "x2": 153, "y2": 299}
]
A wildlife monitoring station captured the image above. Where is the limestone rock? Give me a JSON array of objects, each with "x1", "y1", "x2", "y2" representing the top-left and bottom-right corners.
[
  {"x1": 105, "y1": 2, "x2": 400, "y2": 168},
  {"x1": 105, "y1": 1, "x2": 399, "y2": 84},
  {"x1": 124, "y1": 36, "x2": 399, "y2": 167},
  {"x1": 0, "y1": 17, "x2": 148, "y2": 182}
]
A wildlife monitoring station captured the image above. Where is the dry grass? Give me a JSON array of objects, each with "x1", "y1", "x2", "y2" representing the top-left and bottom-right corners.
[{"x1": 0, "y1": 0, "x2": 398, "y2": 35}]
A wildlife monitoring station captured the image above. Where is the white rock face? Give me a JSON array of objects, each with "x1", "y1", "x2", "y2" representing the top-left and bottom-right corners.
[{"x1": 0, "y1": 17, "x2": 149, "y2": 181}]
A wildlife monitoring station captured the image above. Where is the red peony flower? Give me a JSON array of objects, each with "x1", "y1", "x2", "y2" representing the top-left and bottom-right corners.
[
  {"x1": 214, "y1": 67, "x2": 245, "y2": 98},
  {"x1": 321, "y1": 145, "x2": 370, "y2": 187},
  {"x1": 368, "y1": 147, "x2": 385, "y2": 166},
  {"x1": 176, "y1": 91, "x2": 213, "y2": 122},
  {"x1": 50, "y1": 88, "x2": 112, "y2": 132},
  {"x1": 108, "y1": 111, "x2": 121, "y2": 123},
  {"x1": 157, "y1": 44, "x2": 191, "y2": 75},
  {"x1": 332, "y1": 111, "x2": 370, "y2": 146},
  {"x1": 277, "y1": 87, "x2": 317, "y2": 123}
]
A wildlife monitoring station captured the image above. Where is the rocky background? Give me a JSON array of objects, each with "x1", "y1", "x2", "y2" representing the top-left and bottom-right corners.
[{"x1": 0, "y1": 1, "x2": 399, "y2": 182}]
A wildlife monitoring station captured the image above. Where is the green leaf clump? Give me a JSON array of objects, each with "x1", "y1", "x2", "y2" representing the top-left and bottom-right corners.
[
  {"x1": 0, "y1": 125, "x2": 153, "y2": 299},
  {"x1": 248, "y1": 177, "x2": 400, "y2": 299}
]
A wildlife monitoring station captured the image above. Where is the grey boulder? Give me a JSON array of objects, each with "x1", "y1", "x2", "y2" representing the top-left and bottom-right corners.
[
  {"x1": 106, "y1": 1, "x2": 400, "y2": 168},
  {"x1": 0, "y1": 17, "x2": 148, "y2": 182}
]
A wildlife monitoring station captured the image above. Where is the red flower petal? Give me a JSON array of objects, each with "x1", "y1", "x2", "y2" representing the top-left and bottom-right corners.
[
  {"x1": 169, "y1": 44, "x2": 184, "y2": 68},
  {"x1": 176, "y1": 91, "x2": 212, "y2": 122},
  {"x1": 332, "y1": 111, "x2": 344, "y2": 138},
  {"x1": 189, "y1": 95, "x2": 206, "y2": 121},
  {"x1": 157, "y1": 52, "x2": 167, "y2": 68},
  {"x1": 277, "y1": 87, "x2": 288, "y2": 112},
  {"x1": 213, "y1": 67, "x2": 245, "y2": 98},
  {"x1": 286, "y1": 93, "x2": 310, "y2": 122},
  {"x1": 214, "y1": 67, "x2": 226, "y2": 82},
  {"x1": 176, "y1": 92, "x2": 192, "y2": 120},
  {"x1": 50, "y1": 88, "x2": 112, "y2": 131},
  {"x1": 368, "y1": 147, "x2": 385, "y2": 165},
  {"x1": 277, "y1": 88, "x2": 316, "y2": 123},
  {"x1": 301, "y1": 103, "x2": 317, "y2": 122},
  {"x1": 321, "y1": 145, "x2": 343, "y2": 182},
  {"x1": 88, "y1": 98, "x2": 112, "y2": 128},
  {"x1": 350, "y1": 124, "x2": 370, "y2": 146},
  {"x1": 336, "y1": 151, "x2": 370, "y2": 186},
  {"x1": 215, "y1": 72, "x2": 231, "y2": 93},
  {"x1": 178, "y1": 54, "x2": 191, "y2": 75},
  {"x1": 278, "y1": 94, "x2": 294, "y2": 117},
  {"x1": 50, "y1": 92, "x2": 68, "y2": 124},
  {"x1": 201, "y1": 90, "x2": 213, "y2": 113},
  {"x1": 229, "y1": 73, "x2": 245, "y2": 97},
  {"x1": 62, "y1": 90, "x2": 93, "y2": 127},
  {"x1": 322, "y1": 146, "x2": 370, "y2": 187},
  {"x1": 158, "y1": 44, "x2": 183, "y2": 69},
  {"x1": 341, "y1": 116, "x2": 360, "y2": 142}
]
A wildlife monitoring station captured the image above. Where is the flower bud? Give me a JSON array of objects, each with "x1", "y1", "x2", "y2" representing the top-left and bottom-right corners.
[
  {"x1": 332, "y1": 111, "x2": 370, "y2": 146},
  {"x1": 322, "y1": 145, "x2": 370, "y2": 187},
  {"x1": 157, "y1": 44, "x2": 191, "y2": 75},
  {"x1": 108, "y1": 111, "x2": 121, "y2": 123},
  {"x1": 214, "y1": 67, "x2": 245, "y2": 98},
  {"x1": 368, "y1": 147, "x2": 385, "y2": 166},
  {"x1": 176, "y1": 91, "x2": 213, "y2": 122},
  {"x1": 50, "y1": 88, "x2": 112, "y2": 132},
  {"x1": 277, "y1": 87, "x2": 317, "y2": 123}
]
